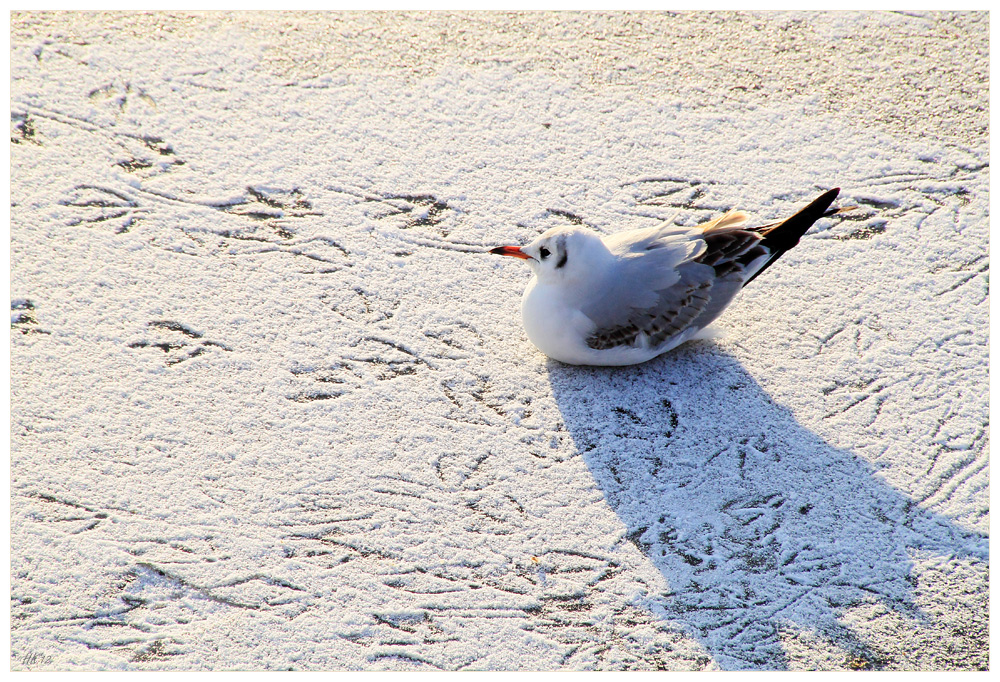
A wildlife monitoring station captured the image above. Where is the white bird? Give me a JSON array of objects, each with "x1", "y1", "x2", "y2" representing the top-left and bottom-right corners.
[{"x1": 490, "y1": 188, "x2": 845, "y2": 366}]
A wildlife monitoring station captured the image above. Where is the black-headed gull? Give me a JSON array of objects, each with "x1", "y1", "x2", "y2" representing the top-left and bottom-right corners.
[{"x1": 490, "y1": 188, "x2": 844, "y2": 366}]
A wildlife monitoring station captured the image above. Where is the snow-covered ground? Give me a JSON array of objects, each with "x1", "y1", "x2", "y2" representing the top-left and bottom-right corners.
[{"x1": 9, "y1": 11, "x2": 988, "y2": 670}]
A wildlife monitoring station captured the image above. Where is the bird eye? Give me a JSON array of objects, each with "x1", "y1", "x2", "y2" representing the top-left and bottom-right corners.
[{"x1": 539, "y1": 247, "x2": 550, "y2": 260}]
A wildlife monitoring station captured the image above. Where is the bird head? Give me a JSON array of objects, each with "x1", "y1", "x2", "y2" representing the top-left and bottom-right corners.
[{"x1": 490, "y1": 226, "x2": 608, "y2": 284}]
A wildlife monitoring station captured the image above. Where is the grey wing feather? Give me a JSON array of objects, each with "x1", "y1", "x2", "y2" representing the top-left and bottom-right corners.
[
  {"x1": 578, "y1": 230, "x2": 704, "y2": 334},
  {"x1": 584, "y1": 220, "x2": 767, "y2": 351},
  {"x1": 587, "y1": 260, "x2": 715, "y2": 350}
]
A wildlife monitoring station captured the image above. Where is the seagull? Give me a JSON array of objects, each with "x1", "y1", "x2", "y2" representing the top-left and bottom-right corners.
[{"x1": 490, "y1": 188, "x2": 846, "y2": 366}]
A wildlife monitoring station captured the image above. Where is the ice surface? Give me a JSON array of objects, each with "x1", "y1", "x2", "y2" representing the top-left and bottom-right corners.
[{"x1": 9, "y1": 11, "x2": 988, "y2": 671}]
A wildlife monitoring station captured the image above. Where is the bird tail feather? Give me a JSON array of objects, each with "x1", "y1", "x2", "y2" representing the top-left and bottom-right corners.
[{"x1": 742, "y1": 188, "x2": 841, "y2": 287}]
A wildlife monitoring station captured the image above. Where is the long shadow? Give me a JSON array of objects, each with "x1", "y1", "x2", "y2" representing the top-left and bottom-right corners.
[{"x1": 546, "y1": 343, "x2": 988, "y2": 670}]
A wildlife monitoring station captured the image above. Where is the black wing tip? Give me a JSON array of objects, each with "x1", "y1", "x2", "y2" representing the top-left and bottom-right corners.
[
  {"x1": 807, "y1": 188, "x2": 841, "y2": 217},
  {"x1": 741, "y1": 188, "x2": 844, "y2": 288},
  {"x1": 762, "y1": 188, "x2": 841, "y2": 249}
]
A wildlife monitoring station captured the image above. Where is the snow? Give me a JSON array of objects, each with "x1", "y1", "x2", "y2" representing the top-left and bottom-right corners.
[{"x1": 9, "y1": 11, "x2": 988, "y2": 671}]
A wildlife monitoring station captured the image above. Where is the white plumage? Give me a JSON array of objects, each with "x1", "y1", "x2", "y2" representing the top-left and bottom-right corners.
[{"x1": 491, "y1": 189, "x2": 844, "y2": 366}]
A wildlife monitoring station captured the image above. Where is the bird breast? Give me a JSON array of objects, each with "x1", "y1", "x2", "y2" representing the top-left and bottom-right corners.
[{"x1": 520, "y1": 277, "x2": 593, "y2": 362}]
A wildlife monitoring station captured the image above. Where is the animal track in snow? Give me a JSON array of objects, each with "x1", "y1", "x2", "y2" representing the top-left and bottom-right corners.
[
  {"x1": 211, "y1": 186, "x2": 323, "y2": 239},
  {"x1": 113, "y1": 134, "x2": 185, "y2": 177},
  {"x1": 286, "y1": 337, "x2": 428, "y2": 402},
  {"x1": 321, "y1": 285, "x2": 399, "y2": 325},
  {"x1": 88, "y1": 81, "x2": 157, "y2": 116},
  {"x1": 59, "y1": 185, "x2": 147, "y2": 233},
  {"x1": 329, "y1": 186, "x2": 484, "y2": 254},
  {"x1": 624, "y1": 177, "x2": 726, "y2": 222},
  {"x1": 362, "y1": 193, "x2": 454, "y2": 235},
  {"x1": 10, "y1": 113, "x2": 40, "y2": 145},
  {"x1": 422, "y1": 321, "x2": 485, "y2": 360},
  {"x1": 127, "y1": 320, "x2": 231, "y2": 366},
  {"x1": 11, "y1": 299, "x2": 49, "y2": 335}
]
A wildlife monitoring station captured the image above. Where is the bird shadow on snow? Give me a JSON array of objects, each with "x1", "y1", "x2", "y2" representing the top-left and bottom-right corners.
[{"x1": 545, "y1": 342, "x2": 987, "y2": 671}]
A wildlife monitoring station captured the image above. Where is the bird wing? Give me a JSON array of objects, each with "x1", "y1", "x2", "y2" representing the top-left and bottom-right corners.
[{"x1": 583, "y1": 216, "x2": 766, "y2": 351}]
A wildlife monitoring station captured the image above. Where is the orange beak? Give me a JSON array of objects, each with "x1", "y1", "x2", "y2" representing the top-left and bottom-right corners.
[{"x1": 490, "y1": 246, "x2": 531, "y2": 259}]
